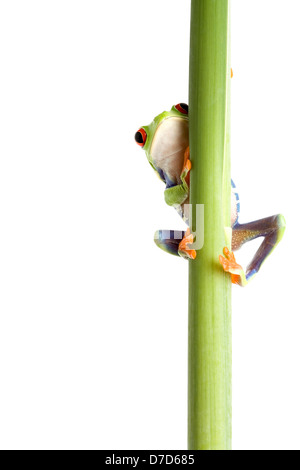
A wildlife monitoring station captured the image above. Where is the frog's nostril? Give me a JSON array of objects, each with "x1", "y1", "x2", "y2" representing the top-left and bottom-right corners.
[{"x1": 135, "y1": 128, "x2": 147, "y2": 147}]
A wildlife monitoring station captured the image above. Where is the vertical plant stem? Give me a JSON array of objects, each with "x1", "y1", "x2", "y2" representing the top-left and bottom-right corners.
[{"x1": 188, "y1": 0, "x2": 232, "y2": 451}]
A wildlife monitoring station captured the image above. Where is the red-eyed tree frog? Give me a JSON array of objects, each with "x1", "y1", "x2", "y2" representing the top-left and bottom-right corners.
[{"x1": 135, "y1": 104, "x2": 286, "y2": 286}]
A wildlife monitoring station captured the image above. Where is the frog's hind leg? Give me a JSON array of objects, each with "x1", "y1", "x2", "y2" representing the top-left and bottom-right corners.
[
  {"x1": 154, "y1": 230, "x2": 184, "y2": 257},
  {"x1": 154, "y1": 229, "x2": 196, "y2": 260},
  {"x1": 232, "y1": 214, "x2": 286, "y2": 282}
]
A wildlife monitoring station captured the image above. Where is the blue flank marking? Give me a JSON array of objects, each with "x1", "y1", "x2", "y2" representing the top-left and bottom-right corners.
[
  {"x1": 165, "y1": 172, "x2": 176, "y2": 189},
  {"x1": 157, "y1": 168, "x2": 166, "y2": 183},
  {"x1": 156, "y1": 166, "x2": 176, "y2": 188},
  {"x1": 231, "y1": 178, "x2": 241, "y2": 223}
]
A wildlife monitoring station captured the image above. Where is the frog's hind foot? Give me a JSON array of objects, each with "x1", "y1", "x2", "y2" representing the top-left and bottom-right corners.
[
  {"x1": 219, "y1": 247, "x2": 244, "y2": 285},
  {"x1": 179, "y1": 228, "x2": 196, "y2": 260}
]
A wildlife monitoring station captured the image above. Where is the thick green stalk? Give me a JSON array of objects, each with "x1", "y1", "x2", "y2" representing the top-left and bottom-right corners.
[{"x1": 188, "y1": 0, "x2": 232, "y2": 450}]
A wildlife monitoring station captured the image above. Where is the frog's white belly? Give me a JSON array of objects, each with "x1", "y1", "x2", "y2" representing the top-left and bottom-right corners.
[{"x1": 150, "y1": 117, "x2": 189, "y2": 185}]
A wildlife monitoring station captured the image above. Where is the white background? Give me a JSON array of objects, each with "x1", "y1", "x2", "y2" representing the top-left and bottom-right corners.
[{"x1": 0, "y1": 0, "x2": 299, "y2": 451}]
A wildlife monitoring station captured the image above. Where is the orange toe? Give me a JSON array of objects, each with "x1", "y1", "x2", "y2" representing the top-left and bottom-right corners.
[
  {"x1": 223, "y1": 247, "x2": 236, "y2": 262},
  {"x1": 219, "y1": 255, "x2": 231, "y2": 272},
  {"x1": 185, "y1": 159, "x2": 192, "y2": 171},
  {"x1": 223, "y1": 247, "x2": 230, "y2": 257},
  {"x1": 231, "y1": 274, "x2": 240, "y2": 285}
]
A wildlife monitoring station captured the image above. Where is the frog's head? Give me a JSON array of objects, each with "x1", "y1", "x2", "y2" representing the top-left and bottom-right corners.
[{"x1": 135, "y1": 104, "x2": 189, "y2": 182}]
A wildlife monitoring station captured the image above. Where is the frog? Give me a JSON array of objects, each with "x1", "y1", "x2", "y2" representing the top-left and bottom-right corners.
[{"x1": 135, "y1": 103, "x2": 286, "y2": 286}]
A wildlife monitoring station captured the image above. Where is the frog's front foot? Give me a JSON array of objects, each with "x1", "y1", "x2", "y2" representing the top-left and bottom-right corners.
[
  {"x1": 183, "y1": 146, "x2": 192, "y2": 172},
  {"x1": 181, "y1": 147, "x2": 192, "y2": 188},
  {"x1": 219, "y1": 247, "x2": 245, "y2": 285},
  {"x1": 179, "y1": 228, "x2": 196, "y2": 260}
]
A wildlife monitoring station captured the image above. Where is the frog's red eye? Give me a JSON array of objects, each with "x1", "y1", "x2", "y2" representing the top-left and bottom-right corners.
[
  {"x1": 135, "y1": 128, "x2": 147, "y2": 147},
  {"x1": 175, "y1": 103, "x2": 189, "y2": 115}
]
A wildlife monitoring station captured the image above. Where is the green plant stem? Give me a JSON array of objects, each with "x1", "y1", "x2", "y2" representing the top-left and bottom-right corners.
[{"x1": 188, "y1": 0, "x2": 232, "y2": 451}]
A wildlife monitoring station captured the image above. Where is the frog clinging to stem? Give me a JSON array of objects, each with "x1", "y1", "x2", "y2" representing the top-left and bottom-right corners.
[{"x1": 135, "y1": 103, "x2": 286, "y2": 286}]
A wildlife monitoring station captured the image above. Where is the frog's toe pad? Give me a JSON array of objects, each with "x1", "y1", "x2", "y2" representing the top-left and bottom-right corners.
[{"x1": 179, "y1": 229, "x2": 196, "y2": 260}]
